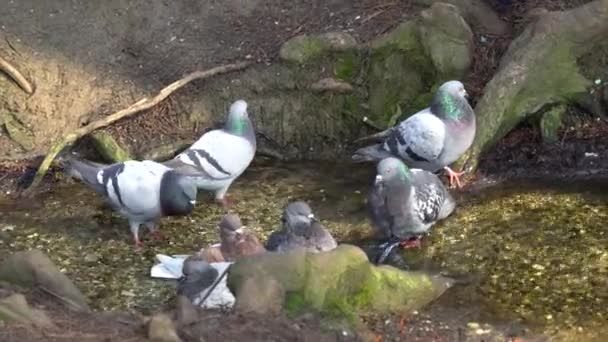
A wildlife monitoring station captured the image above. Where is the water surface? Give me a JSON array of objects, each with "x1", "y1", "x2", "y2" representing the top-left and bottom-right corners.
[{"x1": 0, "y1": 161, "x2": 606, "y2": 341}]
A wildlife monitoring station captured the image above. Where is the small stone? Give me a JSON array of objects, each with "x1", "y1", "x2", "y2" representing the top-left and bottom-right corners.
[
  {"x1": 310, "y1": 78, "x2": 353, "y2": 94},
  {"x1": 467, "y1": 322, "x2": 480, "y2": 329},
  {"x1": 147, "y1": 313, "x2": 182, "y2": 342},
  {"x1": 121, "y1": 290, "x2": 135, "y2": 297},
  {"x1": 83, "y1": 253, "x2": 100, "y2": 264},
  {"x1": 175, "y1": 295, "x2": 198, "y2": 327}
]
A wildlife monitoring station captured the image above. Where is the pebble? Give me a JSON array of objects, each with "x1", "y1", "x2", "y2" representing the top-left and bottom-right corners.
[{"x1": 83, "y1": 253, "x2": 100, "y2": 263}]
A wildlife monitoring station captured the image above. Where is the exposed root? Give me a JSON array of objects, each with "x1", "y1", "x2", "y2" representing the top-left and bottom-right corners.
[
  {"x1": 0, "y1": 55, "x2": 34, "y2": 94},
  {"x1": 22, "y1": 61, "x2": 254, "y2": 195}
]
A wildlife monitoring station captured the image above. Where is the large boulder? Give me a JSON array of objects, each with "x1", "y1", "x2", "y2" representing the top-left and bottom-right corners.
[
  {"x1": 0, "y1": 249, "x2": 89, "y2": 311},
  {"x1": 227, "y1": 244, "x2": 453, "y2": 322}
]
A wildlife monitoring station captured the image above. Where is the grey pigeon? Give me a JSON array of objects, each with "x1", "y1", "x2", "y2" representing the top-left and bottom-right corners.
[
  {"x1": 368, "y1": 157, "x2": 455, "y2": 254},
  {"x1": 265, "y1": 201, "x2": 338, "y2": 253},
  {"x1": 163, "y1": 99, "x2": 256, "y2": 208},
  {"x1": 352, "y1": 80, "x2": 476, "y2": 188},
  {"x1": 177, "y1": 254, "x2": 219, "y2": 302},
  {"x1": 61, "y1": 157, "x2": 198, "y2": 250}
]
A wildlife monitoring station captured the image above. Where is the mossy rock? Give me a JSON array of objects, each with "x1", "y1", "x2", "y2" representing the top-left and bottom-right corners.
[
  {"x1": 227, "y1": 245, "x2": 453, "y2": 324},
  {"x1": 419, "y1": 2, "x2": 474, "y2": 79},
  {"x1": 279, "y1": 32, "x2": 358, "y2": 64},
  {"x1": 368, "y1": 21, "x2": 435, "y2": 125},
  {"x1": 90, "y1": 131, "x2": 133, "y2": 163}
]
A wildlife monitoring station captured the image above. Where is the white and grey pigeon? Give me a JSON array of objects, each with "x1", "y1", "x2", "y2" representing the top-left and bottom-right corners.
[
  {"x1": 352, "y1": 80, "x2": 476, "y2": 188},
  {"x1": 61, "y1": 157, "x2": 198, "y2": 250},
  {"x1": 368, "y1": 157, "x2": 455, "y2": 262},
  {"x1": 265, "y1": 201, "x2": 338, "y2": 253},
  {"x1": 163, "y1": 99, "x2": 256, "y2": 207}
]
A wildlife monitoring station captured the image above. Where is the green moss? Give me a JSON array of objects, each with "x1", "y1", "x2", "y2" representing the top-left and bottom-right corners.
[
  {"x1": 367, "y1": 20, "x2": 436, "y2": 125},
  {"x1": 540, "y1": 104, "x2": 566, "y2": 143},
  {"x1": 279, "y1": 35, "x2": 326, "y2": 64},
  {"x1": 333, "y1": 52, "x2": 360, "y2": 81},
  {"x1": 91, "y1": 131, "x2": 133, "y2": 162}
]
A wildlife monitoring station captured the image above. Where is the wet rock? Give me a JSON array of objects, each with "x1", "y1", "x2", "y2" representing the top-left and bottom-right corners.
[
  {"x1": 228, "y1": 244, "x2": 454, "y2": 322},
  {"x1": 175, "y1": 295, "x2": 198, "y2": 327},
  {"x1": 0, "y1": 293, "x2": 55, "y2": 328},
  {"x1": 234, "y1": 277, "x2": 285, "y2": 315},
  {"x1": 147, "y1": 313, "x2": 182, "y2": 342},
  {"x1": 0, "y1": 249, "x2": 89, "y2": 311},
  {"x1": 419, "y1": 2, "x2": 474, "y2": 79},
  {"x1": 90, "y1": 131, "x2": 133, "y2": 162},
  {"x1": 279, "y1": 32, "x2": 357, "y2": 64}
]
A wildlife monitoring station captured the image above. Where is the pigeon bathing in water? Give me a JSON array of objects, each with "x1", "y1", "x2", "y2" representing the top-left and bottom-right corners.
[
  {"x1": 197, "y1": 213, "x2": 266, "y2": 262},
  {"x1": 352, "y1": 80, "x2": 476, "y2": 188},
  {"x1": 177, "y1": 254, "x2": 219, "y2": 302},
  {"x1": 265, "y1": 201, "x2": 338, "y2": 253},
  {"x1": 163, "y1": 99, "x2": 256, "y2": 208},
  {"x1": 61, "y1": 157, "x2": 198, "y2": 250},
  {"x1": 368, "y1": 157, "x2": 455, "y2": 257}
]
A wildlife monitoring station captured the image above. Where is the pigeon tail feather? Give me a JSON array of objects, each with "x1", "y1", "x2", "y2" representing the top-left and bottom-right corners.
[
  {"x1": 352, "y1": 144, "x2": 393, "y2": 163},
  {"x1": 354, "y1": 129, "x2": 391, "y2": 144}
]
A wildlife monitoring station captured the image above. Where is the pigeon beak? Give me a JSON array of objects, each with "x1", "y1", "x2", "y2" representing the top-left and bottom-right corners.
[
  {"x1": 189, "y1": 200, "x2": 197, "y2": 205},
  {"x1": 235, "y1": 228, "x2": 244, "y2": 235},
  {"x1": 375, "y1": 175, "x2": 383, "y2": 184},
  {"x1": 307, "y1": 213, "x2": 315, "y2": 219},
  {"x1": 463, "y1": 90, "x2": 469, "y2": 98}
]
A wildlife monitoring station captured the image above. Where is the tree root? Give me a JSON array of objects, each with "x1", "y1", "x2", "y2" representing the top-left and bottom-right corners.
[
  {"x1": 457, "y1": 0, "x2": 608, "y2": 176},
  {"x1": 0, "y1": 55, "x2": 34, "y2": 94},
  {"x1": 22, "y1": 61, "x2": 254, "y2": 195}
]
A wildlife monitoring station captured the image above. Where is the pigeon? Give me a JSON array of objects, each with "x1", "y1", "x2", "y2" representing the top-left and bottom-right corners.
[
  {"x1": 368, "y1": 157, "x2": 455, "y2": 253},
  {"x1": 163, "y1": 99, "x2": 256, "y2": 208},
  {"x1": 197, "y1": 213, "x2": 266, "y2": 262},
  {"x1": 177, "y1": 254, "x2": 220, "y2": 302},
  {"x1": 265, "y1": 201, "x2": 338, "y2": 253},
  {"x1": 61, "y1": 157, "x2": 198, "y2": 250},
  {"x1": 352, "y1": 80, "x2": 476, "y2": 188}
]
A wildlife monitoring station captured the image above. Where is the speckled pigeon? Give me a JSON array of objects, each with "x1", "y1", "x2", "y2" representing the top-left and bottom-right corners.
[
  {"x1": 368, "y1": 157, "x2": 455, "y2": 252},
  {"x1": 163, "y1": 99, "x2": 256, "y2": 207},
  {"x1": 352, "y1": 80, "x2": 476, "y2": 188},
  {"x1": 61, "y1": 157, "x2": 198, "y2": 250},
  {"x1": 197, "y1": 213, "x2": 266, "y2": 262},
  {"x1": 265, "y1": 201, "x2": 338, "y2": 253}
]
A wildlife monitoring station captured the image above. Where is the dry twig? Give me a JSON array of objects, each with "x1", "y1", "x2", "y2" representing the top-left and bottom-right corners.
[
  {"x1": 0, "y1": 55, "x2": 34, "y2": 94},
  {"x1": 23, "y1": 61, "x2": 254, "y2": 194}
]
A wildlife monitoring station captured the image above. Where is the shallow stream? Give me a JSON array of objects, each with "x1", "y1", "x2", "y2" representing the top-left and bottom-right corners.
[{"x1": 0, "y1": 160, "x2": 606, "y2": 341}]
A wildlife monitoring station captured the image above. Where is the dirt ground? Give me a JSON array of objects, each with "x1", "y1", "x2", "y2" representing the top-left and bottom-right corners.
[{"x1": 1, "y1": 0, "x2": 606, "y2": 341}]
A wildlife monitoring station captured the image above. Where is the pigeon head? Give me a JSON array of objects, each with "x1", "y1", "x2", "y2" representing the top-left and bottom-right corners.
[
  {"x1": 219, "y1": 213, "x2": 245, "y2": 244},
  {"x1": 375, "y1": 157, "x2": 411, "y2": 185},
  {"x1": 159, "y1": 171, "x2": 198, "y2": 216},
  {"x1": 431, "y1": 80, "x2": 471, "y2": 121},
  {"x1": 181, "y1": 254, "x2": 213, "y2": 277},
  {"x1": 282, "y1": 201, "x2": 316, "y2": 233},
  {"x1": 226, "y1": 99, "x2": 251, "y2": 135}
]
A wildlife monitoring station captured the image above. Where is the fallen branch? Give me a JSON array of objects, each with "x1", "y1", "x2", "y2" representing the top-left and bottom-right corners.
[
  {"x1": 23, "y1": 61, "x2": 254, "y2": 195},
  {"x1": 0, "y1": 55, "x2": 34, "y2": 94}
]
